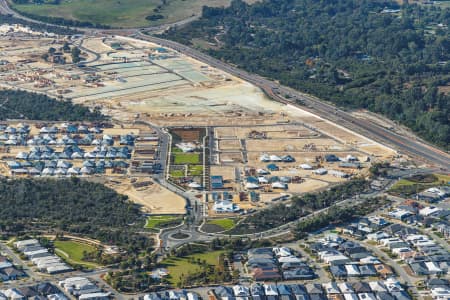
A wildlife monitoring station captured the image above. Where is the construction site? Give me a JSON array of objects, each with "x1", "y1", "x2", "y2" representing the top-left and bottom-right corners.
[{"x1": 0, "y1": 30, "x2": 400, "y2": 217}]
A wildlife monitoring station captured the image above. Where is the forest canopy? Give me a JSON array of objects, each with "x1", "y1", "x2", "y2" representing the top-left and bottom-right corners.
[
  {"x1": 0, "y1": 178, "x2": 150, "y2": 249},
  {"x1": 0, "y1": 13, "x2": 81, "y2": 35},
  {"x1": 161, "y1": 0, "x2": 450, "y2": 149},
  {"x1": 0, "y1": 90, "x2": 104, "y2": 121}
]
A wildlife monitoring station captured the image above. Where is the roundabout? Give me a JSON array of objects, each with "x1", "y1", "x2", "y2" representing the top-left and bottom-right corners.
[{"x1": 169, "y1": 231, "x2": 191, "y2": 240}]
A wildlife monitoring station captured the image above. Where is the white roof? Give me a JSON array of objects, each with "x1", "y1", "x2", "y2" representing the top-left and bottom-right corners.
[
  {"x1": 419, "y1": 206, "x2": 442, "y2": 216},
  {"x1": 323, "y1": 282, "x2": 340, "y2": 294},
  {"x1": 263, "y1": 284, "x2": 278, "y2": 296},
  {"x1": 404, "y1": 234, "x2": 428, "y2": 242},
  {"x1": 1, "y1": 288, "x2": 23, "y2": 300},
  {"x1": 0, "y1": 262, "x2": 13, "y2": 269},
  {"x1": 15, "y1": 239, "x2": 39, "y2": 249},
  {"x1": 329, "y1": 170, "x2": 348, "y2": 177},
  {"x1": 188, "y1": 182, "x2": 202, "y2": 189},
  {"x1": 323, "y1": 255, "x2": 351, "y2": 264},
  {"x1": 43, "y1": 262, "x2": 69, "y2": 270},
  {"x1": 59, "y1": 277, "x2": 90, "y2": 287},
  {"x1": 338, "y1": 283, "x2": 354, "y2": 293},
  {"x1": 259, "y1": 154, "x2": 270, "y2": 161},
  {"x1": 368, "y1": 281, "x2": 387, "y2": 292},
  {"x1": 300, "y1": 163, "x2": 313, "y2": 169},
  {"x1": 343, "y1": 294, "x2": 358, "y2": 300},
  {"x1": 80, "y1": 167, "x2": 93, "y2": 174},
  {"x1": 359, "y1": 256, "x2": 381, "y2": 264},
  {"x1": 187, "y1": 293, "x2": 199, "y2": 300},
  {"x1": 345, "y1": 264, "x2": 360, "y2": 275},
  {"x1": 273, "y1": 247, "x2": 292, "y2": 257},
  {"x1": 271, "y1": 182, "x2": 287, "y2": 189},
  {"x1": 269, "y1": 155, "x2": 282, "y2": 161},
  {"x1": 425, "y1": 261, "x2": 442, "y2": 272},
  {"x1": 79, "y1": 292, "x2": 110, "y2": 300},
  {"x1": 388, "y1": 209, "x2": 412, "y2": 219},
  {"x1": 277, "y1": 256, "x2": 302, "y2": 263},
  {"x1": 24, "y1": 248, "x2": 48, "y2": 256},
  {"x1": 392, "y1": 247, "x2": 413, "y2": 255},
  {"x1": 67, "y1": 167, "x2": 80, "y2": 174},
  {"x1": 245, "y1": 182, "x2": 259, "y2": 189},
  {"x1": 258, "y1": 177, "x2": 269, "y2": 183},
  {"x1": 42, "y1": 168, "x2": 54, "y2": 175},
  {"x1": 431, "y1": 287, "x2": 450, "y2": 298},
  {"x1": 313, "y1": 168, "x2": 327, "y2": 174},
  {"x1": 380, "y1": 238, "x2": 402, "y2": 246},
  {"x1": 213, "y1": 201, "x2": 239, "y2": 212},
  {"x1": 384, "y1": 278, "x2": 404, "y2": 292},
  {"x1": 232, "y1": 285, "x2": 250, "y2": 297},
  {"x1": 367, "y1": 231, "x2": 390, "y2": 241}
]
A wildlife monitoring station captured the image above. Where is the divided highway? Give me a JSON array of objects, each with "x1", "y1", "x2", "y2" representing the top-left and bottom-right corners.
[{"x1": 135, "y1": 33, "x2": 450, "y2": 171}]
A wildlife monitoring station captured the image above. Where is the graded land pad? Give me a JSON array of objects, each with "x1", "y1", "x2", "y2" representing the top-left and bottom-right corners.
[{"x1": 104, "y1": 177, "x2": 186, "y2": 215}]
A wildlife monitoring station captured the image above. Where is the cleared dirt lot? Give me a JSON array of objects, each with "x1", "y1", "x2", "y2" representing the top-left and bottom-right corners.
[
  {"x1": 210, "y1": 165, "x2": 236, "y2": 181},
  {"x1": 107, "y1": 178, "x2": 186, "y2": 214},
  {"x1": 218, "y1": 139, "x2": 241, "y2": 151},
  {"x1": 245, "y1": 138, "x2": 349, "y2": 152}
]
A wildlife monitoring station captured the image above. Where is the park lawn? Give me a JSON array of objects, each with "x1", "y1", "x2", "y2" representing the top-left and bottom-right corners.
[
  {"x1": 54, "y1": 240, "x2": 99, "y2": 268},
  {"x1": 170, "y1": 169, "x2": 185, "y2": 178},
  {"x1": 162, "y1": 250, "x2": 225, "y2": 285},
  {"x1": 188, "y1": 165, "x2": 203, "y2": 176},
  {"x1": 389, "y1": 173, "x2": 450, "y2": 196},
  {"x1": 172, "y1": 147, "x2": 183, "y2": 153},
  {"x1": 207, "y1": 218, "x2": 236, "y2": 231},
  {"x1": 146, "y1": 215, "x2": 182, "y2": 229},
  {"x1": 173, "y1": 153, "x2": 200, "y2": 164},
  {"x1": 435, "y1": 174, "x2": 450, "y2": 183},
  {"x1": 9, "y1": 0, "x2": 240, "y2": 28}
]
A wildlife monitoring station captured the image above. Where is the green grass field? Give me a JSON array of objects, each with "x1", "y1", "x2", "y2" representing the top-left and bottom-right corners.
[
  {"x1": 389, "y1": 173, "x2": 450, "y2": 196},
  {"x1": 54, "y1": 240, "x2": 99, "y2": 268},
  {"x1": 170, "y1": 169, "x2": 185, "y2": 178},
  {"x1": 9, "y1": 0, "x2": 238, "y2": 28},
  {"x1": 146, "y1": 215, "x2": 183, "y2": 229},
  {"x1": 161, "y1": 250, "x2": 225, "y2": 285},
  {"x1": 207, "y1": 218, "x2": 236, "y2": 231},
  {"x1": 188, "y1": 165, "x2": 203, "y2": 176},
  {"x1": 173, "y1": 153, "x2": 200, "y2": 164}
]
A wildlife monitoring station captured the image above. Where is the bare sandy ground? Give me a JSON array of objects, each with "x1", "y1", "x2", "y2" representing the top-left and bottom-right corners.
[{"x1": 108, "y1": 178, "x2": 186, "y2": 215}]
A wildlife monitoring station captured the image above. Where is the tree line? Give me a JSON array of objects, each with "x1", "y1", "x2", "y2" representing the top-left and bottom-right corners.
[
  {"x1": 0, "y1": 177, "x2": 151, "y2": 250},
  {"x1": 161, "y1": 0, "x2": 450, "y2": 149},
  {"x1": 0, "y1": 90, "x2": 105, "y2": 121},
  {"x1": 0, "y1": 13, "x2": 80, "y2": 35},
  {"x1": 228, "y1": 178, "x2": 369, "y2": 234},
  {"x1": 293, "y1": 197, "x2": 391, "y2": 239}
]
